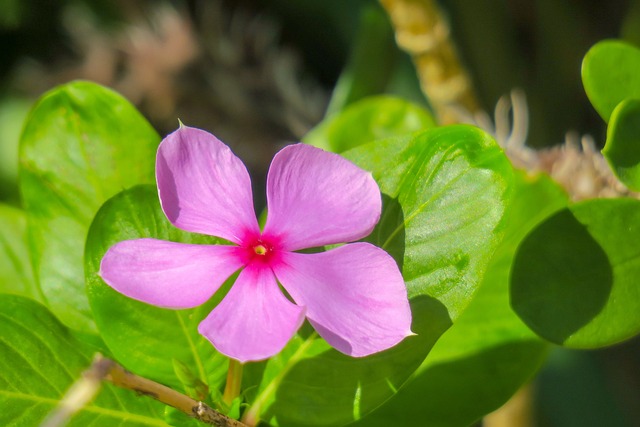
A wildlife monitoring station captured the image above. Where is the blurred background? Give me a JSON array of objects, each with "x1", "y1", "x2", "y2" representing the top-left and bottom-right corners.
[{"x1": 1, "y1": 0, "x2": 639, "y2": 426}]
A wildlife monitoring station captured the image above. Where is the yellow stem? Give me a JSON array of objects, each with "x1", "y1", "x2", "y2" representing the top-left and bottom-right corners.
[{"x1": 379, "y1": 0, "x2": 480, "y2": 124}]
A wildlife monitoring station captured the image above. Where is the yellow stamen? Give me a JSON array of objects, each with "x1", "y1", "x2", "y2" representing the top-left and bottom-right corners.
[{"x1": 254, "y1": 244, "x2": 267, "y2": 255}]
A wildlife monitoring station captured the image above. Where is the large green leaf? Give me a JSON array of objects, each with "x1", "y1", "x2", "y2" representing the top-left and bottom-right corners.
[
  {"x1": 0, "y1": 294, "x2": 169, "y2": 426},
  {"x1": 354, "y1": 171, "x2": 567, "y2": 427},
  {"x1": 582, "y1": 40, "x2": 640, "y2": 122},
  {"x1": 246, "y1": 125, "x2": 514, "y2": 426},
  {"x1": 304, "y1": 95, "x2": 435, "y2": 153},
  {"x1": 0, "y1": 204, "x2": 39, "y2": 300},
  {"x1": 511, "y1": 198, "x2": 640, "y2": 348},
  {"x1": 19, "y1": 81, "x2": 159, "y2": 332},
  {"x1": 85, "y1": 185, "x2": 229, "y2": 392},
  {"x1": 602, "y1": 98, "x2": 640, "y2": 191}
]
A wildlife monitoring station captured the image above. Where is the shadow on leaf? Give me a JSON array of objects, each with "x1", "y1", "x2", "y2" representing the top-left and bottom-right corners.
[
  {"x1": 366, "y1": 193, "x2": 405, "y2": 271},
  {"x1": 268, "y1": 295, "x2": 452, "y2": 427},
  {"x1": 511, "y1": 208, "x2": 613, "y2": 345},
  {"x1": 355, "y1": 339, "x2": 547, "y2": 427}
]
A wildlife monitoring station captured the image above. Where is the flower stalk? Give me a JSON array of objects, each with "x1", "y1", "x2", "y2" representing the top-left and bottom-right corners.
[
  {"x1": 223, "y1": 358, "x2": 244, "y2": 406},
  {"x1": 242, "y1": 333, "x2": 318, "y2": 426}
]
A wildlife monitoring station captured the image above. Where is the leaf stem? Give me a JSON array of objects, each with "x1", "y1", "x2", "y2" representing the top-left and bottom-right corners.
[
  {"x1": 223, "y1": 359, "x2": 244, "y2": 406},
  {"x1": 41, "y1": 354, "x2": 248, "y2": 427}
]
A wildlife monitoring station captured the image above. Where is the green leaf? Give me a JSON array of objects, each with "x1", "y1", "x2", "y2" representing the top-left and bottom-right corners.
[
  {"x1": 19, "y1": 81, "x2": 160, "y2": 332},
  {"x1": 0, "y1": 294, "x2": 169, "y2": 426},
  {"x1": 304, "y1": 95, "x2": 435, "y2": 153},
  {"x1": 0, "y1": 203, "x2": 40, "y2": 300},
  {"x1": 602, "y1": 98, "x2": 640, "y2": 191},
  {"x1": 352, "y1": 126, "x2": 513, "y2": 316},
  {"x1": 354, "y1": 171, "x2": 567, "y2": 427},
  {"x1": 164, "y1": 407, "x2": 201, "y2": 427},
  {"x1": 511, "y1": 197, "x2": 640, "y2": 348},
  {"x1": 0, "y1": 97, "x2": 31, "y2": 202},
  {"x1": 325, "y1": 6, "x2": 398, "y2": 115},
  {"x1": 582, "y1": 39, "x2": 640, "y2": 122},
  {"x1": 85, "y1": 185, "x2": 229, "y2": 392},
  {"x1": 247, "y1": 125, "x2": 514, "y2": 426}
]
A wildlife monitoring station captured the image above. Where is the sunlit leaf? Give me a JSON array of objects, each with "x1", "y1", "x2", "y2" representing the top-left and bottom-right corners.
[
  {"x1": 19, "y1": 81, "x2": 159, "y2": 332},
  {"x1": 0, "y1": 97, "x2": 31, "y2": 201},
  {"x1": 0, "y1": 203, "x2": 39, "y2": 300},
  {"x1": 0, "y1": 294, "x2": 168, "y2": 426},
  {"x1": 582, "y1": 39, "x2": 640, "y2": 122},
  {"x1": 603, "y1": 98, "x2": 640, "y2": 191},
  {"x1": 305, "y1": 95, "x2": 435, "y2": 153}
]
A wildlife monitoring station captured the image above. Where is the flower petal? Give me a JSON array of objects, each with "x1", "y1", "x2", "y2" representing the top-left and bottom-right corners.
[
  {"x1": 198, "y1": 264, "x2": 305, "y2": 363},
  {"x1": 273, "y1": 243, "x2": 413, "y2": 357},
  {"x1": 263, "y1": 144, "x2": 381, "y2": 251},
  {"x1": 100, "y1": 238, "x2": 243, "y2": 309},
  {"x1": 156, "y1": 126, "x2": 260, "y2": 244}
]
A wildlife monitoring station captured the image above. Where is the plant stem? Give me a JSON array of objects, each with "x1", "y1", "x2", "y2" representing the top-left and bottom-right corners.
[
  {"x1": 223, "y1": 359, "x2": 244, "y2": 406},
  {"x1": 242, "y1": 333, "x2": 317, "y2": 426},
  {"x1": 108, "y1": 359, "x2": 247, "y2": 426},
  {"x1": 41, "y1": 354, "x2": 247, "y2": 427},
  {"x1": 379, "y1": 0, "x2": 479, "y2": 124},
  {"x1": 40, "y1": 355, "x2": 113, "y2": 427}
]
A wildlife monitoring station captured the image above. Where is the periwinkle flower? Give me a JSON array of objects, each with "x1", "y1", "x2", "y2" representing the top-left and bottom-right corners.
[{"x1": 100, "y1": 125, "x2": 413, "y2": 363}]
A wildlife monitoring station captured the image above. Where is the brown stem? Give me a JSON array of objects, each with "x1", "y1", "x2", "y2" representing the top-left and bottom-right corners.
[{"x1": 41, "y1": 354, "x2": 248, "y2": 427}]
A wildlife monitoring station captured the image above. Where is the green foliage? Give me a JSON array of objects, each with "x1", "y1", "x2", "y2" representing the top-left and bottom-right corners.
[
  {"x1": 0, "y1": 97, "x2": 31, "y2": 202},
  {"x1": 0, "y1": 203, "x2": 39, "y2": 300},
  {"x1": 603, "y1": 99, "x2": 640, "y2": 191},
  {"x1": 164, "y1": 407, "x2": 201, "y2": 427},
  {"x1": 245, "y1": 125, "x2": 514, "y2": 426},
  {"x1": 571, "y1": 39, "x2": 640, "y2": 349},
  {"x1": 349, "y1": 126, "x2": 513, "y2": 315},
  {"x1": 581, "y1": 39, "x2": 640, "y2": 191},
  {"x1": 304, "y1": 96, "x2": 435, "y2": 153},
  {"x1": 353, "y1": 171, "x2": 567, "y2": 427},
  {"x1": 511, "y1": 198, "x2": 640, "y2": 348},
  {"x1": 19, "y1": 80, "x2": 160, "y2": 332},
  {"x1": 0, "y1": 294, "x2": 168, "y2": 426},
  {"x1": 2, "y1": 20, "x2": 640, "y2": 427},
  {"x1": 582, "y1": 39, "x2": 640, "y2": 123},
  {"x1": 85, "y1": 185, "x2": 229, "y2": 392},
  {"x1": 325, "y1": 6, "x2": 398, "y2": 115}
]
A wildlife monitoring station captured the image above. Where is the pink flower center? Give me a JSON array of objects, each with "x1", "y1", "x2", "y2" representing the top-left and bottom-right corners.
[
  {"x1": 254, "y1": 244, "x2": 268, "y2": 256},
  {"x1": 245, "y1": 238, "x2": 276, "y2": 264}
]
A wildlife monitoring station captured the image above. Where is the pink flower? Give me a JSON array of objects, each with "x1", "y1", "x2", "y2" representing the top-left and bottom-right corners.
[{"x1": 100, "y1": 126, "x2": 413, "y2": 363}]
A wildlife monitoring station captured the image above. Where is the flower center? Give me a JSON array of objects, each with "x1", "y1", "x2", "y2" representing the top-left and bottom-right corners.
[
  {"x1": 247, "y1": 239, "x2": 275, "y2": 264},
  {"x1": 254, "y1": 244, "x2": 268, "y2": 256}
]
